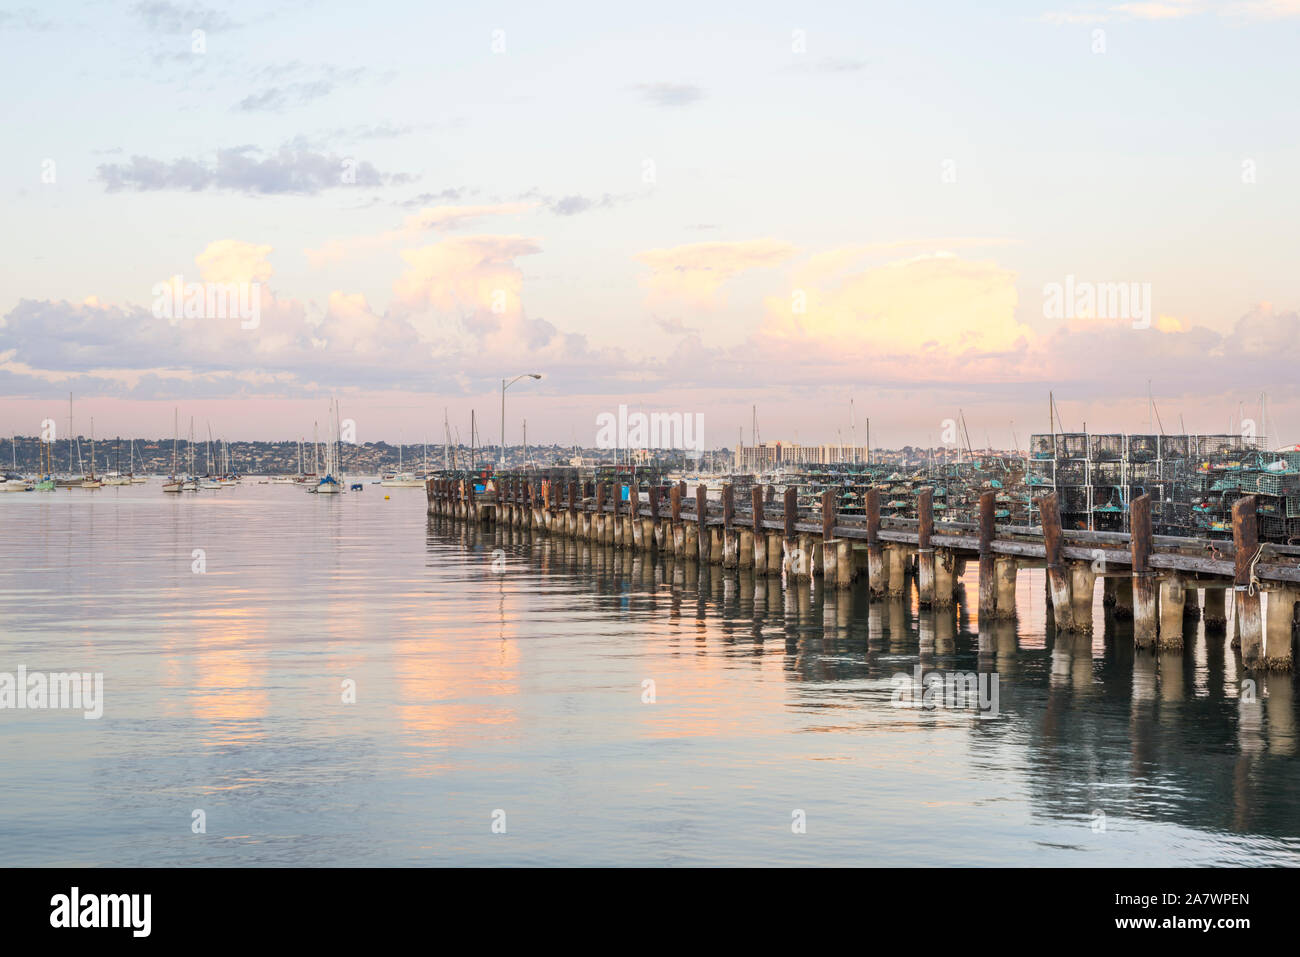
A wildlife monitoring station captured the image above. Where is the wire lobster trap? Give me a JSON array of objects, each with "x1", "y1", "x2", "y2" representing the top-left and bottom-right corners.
[
  {"x1": 1127, "y1": 434, "x2": 1159, "y2": 462},
  {"x1": 1159, "y1": 434, "x2": 1191, "y2": 459},
  {"x1": 1093, "y1": 461, "x2": 1124, "y2": 485},
  {"x1": 1094, "y1": 510, "x2": 1126, "y2": 532},
  {"x1": 1256, "y1": 495, "x2": 1285, "y2": 518},
  {"x1": 1026, "y1": 460, "x2": 1055, "y2": 487},
  {"x1": 1029, "y1": 435, "x2": 1055, "y2": 460},
  {"x1": 1260, "y1": 515, "x2": 1287, "y2": 541},
  {"x1": 1127, "y1": 461, "x2": 1160, "y2": 483},
  {"x1": 1159, "y1": 458, "x2": 1192, "y2": 481},
  {"x1": 1198, "y1": 434, "x2": 1244, "y2": 460},
  {"x1": 1256, "y1": 471, "x2": 1300, "y2": 496},
  {"x1": 1091, "y1": 485, "x2": 1125, "y2": 514},
  {"x1": 1055, "y1": 433, "x2": 1088, "y2": 459},
  {"x1": 1059, "y1": 486, "x2": 1089, "y2": 512},
  {"x1": 1054, "y1": 461, "x2": 1088, "y2": 486},
  {"x1": 1090, "y1": 433, "x2": 1124, "y2": 461}
]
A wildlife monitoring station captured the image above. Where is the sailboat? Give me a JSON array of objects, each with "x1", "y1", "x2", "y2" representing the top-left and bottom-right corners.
[
  {"x1": 128, "y1": 439, "x2": 146, "y2": 482},
  {"x1": 0, "y1": 437, "x2": 33, "y2": 491},
  {"x1": 380, "y1": 435, "x2": 422, "y2": 487},
  {"x1": 200, "y1": 426, "x2": 221, "y2": 488},
  {"x1": 219, "y1": 440, "x2": 238, "y2": 485},
  {"x1": 103, "y1": 439, "x2": 131, "y2": 485},
  {"x1": 312, "y1": 400, "x2": 344, "y2": 494},
  {"x1": 182, "y1": 418, "x2": 199, "y2": 490},
  {"x1": 80, "y1": 419, "x2": 103, "y2": 487},
  {"x1": 163, "y1": 410, "x2": 184, "y2": 492},
  {"x1": 34, "y1": 435, "x2": 55, "y2": 491}
]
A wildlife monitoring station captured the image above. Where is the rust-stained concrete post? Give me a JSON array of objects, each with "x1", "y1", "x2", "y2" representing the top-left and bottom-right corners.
[
  {"x1": 1131, "y1": 494, "x2": 1156, "y2": 648},
  {"x1": 1234, "y1": 496, "x2": 1263, "y2": 665},
  {"x1": 866, "y1": 488, "x2": 884, "y2": 599},
  {"x1": 1158, "y1": 574, "x2": 1186, "y2": 649},
  {"x1": 820, "y1": 488, "x2": 837, "y2": 585},
  {"x1": 567, "y1": 480, "x2": 578, "y2": 536},
  {"x1": 886, "y1": 544, "x2": 906, "y2": 597},
  {"x1": 630, "y1": 483, "x2": 644, "y2": 549},
  {"x1": 1203, "y1": 586, "x2": 1228, "y2": 631},
  {"x1": 917, "y1": 488, "x2": 935, "y2": 606},
  {"x1": 605, "y1": 482, "x2": 617, "y2": 545},
  {"x1": 1265, "y1": 587, "x2": 1297, "y2": 670},
  {"x1": 1039, "y1": 492, "x2": 1076, "y2": 633},
  {"x1": 645, "y1": 484, "x2": 659, "y2": 551},
  {"x1": 670, "y1": 482, "x2": 684, "y2": 557},
  {"x1": 782, "y1": 486, "x2": 805, "y2": 580},
  {"x1": 593, "y1": 482, "x2": 606, "y2": 544},
  {"x1": 750, "y1": 486, "x2": 766, "y2": 574},
  {"x1": 1070, "y1": 561, "x2": 1097, "y2": 630},
  {"x1": 1114, "y1": 576, "x2": 1133, "y2": 620},
  {"x1": 721, "y1": 484, "x2": 738, "y2": 568},
  {"x1": 978, "y1": 491, "x2": 996, "y2": 618},
  {"x1": 933, "y1": 547, "x2": 955, "y2": 605},
  {"x1": 994, "y1": 556, "x2": 1018, "y2": 619},
  {"x1": 696, "y1": 484, "x2": 710, "y2": 563},
  {"x1": 612, "y1": 482, "x2": 624, "y2": 547}
]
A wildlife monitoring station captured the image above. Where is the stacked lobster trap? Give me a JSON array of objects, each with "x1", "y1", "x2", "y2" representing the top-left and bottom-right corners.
[{"x1": 1022, "y1": 431, "x2": 1291, "y2": 539}]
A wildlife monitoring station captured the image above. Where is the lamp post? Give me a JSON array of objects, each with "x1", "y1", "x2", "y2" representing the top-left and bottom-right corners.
[{"x1": 501, "y1": 373, "x2": 542, "y2": 468}]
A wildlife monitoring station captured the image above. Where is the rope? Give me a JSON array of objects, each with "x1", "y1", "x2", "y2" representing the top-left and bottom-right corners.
[{"x1": 1248, "y1": 543, "x2": 1265, "y2": 597}]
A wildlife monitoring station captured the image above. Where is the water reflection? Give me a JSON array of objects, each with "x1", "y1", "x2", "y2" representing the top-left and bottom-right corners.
[
  {"x1": 0, "y1": 484, "x2": 1296, "y2": 866},
  {"x1": 444, "y1": 517, "x2": 1300, "y2": 864}
]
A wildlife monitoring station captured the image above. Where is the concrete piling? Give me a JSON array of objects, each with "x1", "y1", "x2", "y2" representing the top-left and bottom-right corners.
[
  {"x1": 1158, "y1": 574, "x2": 1186, "y2": 650},
  {"x1": 994, "y1": 556, "x2": 1018, "y2": 619},
  {"x1": 1038, "y1": 492, "x2": 1076, "y2": 633},
  {"x1": 978, "y1": 491, "x2": 996, "y2": 619},
  {"x1": 1131, "y1": 494, "x2": 1157, "y2": 649},
  {"x1": 1203, "y1": 586, "x2": 1228, "y2": 630},
  {"x1": 1264, "y1": 587, "x2": 1298, "y2": 670},
  {"x1": 1234, "y1": 496, "x2": 1263, "y2": 666},
  {"x1": 1070, "y1": 561, "x2": 1096, "y2": 630},
  {"x1": 866, "y1": 488, "x2": 885, "y2": 600}
]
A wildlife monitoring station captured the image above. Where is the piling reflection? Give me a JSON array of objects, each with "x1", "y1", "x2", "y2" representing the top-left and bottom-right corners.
[{"x1": 436, "y1": 517, "x2": 1300, "y2": 850}]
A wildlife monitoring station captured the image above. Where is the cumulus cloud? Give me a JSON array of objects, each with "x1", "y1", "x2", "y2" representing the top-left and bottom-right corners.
[
  {"x1": 306, "y1": 203, "x2": 537, "y2": 267},
  {"x1": 194, "y1": 240, "x2": 274, "y2": 284},
  {"x1": 1, "y1": 235, "x2": 1294, "y2": 431},
  {"x1": 636, "y1": 239, "x2": 798, "y2": 307},
  {"x1": 763, "y1": 251, "x2": 1033, "y2": 358}
]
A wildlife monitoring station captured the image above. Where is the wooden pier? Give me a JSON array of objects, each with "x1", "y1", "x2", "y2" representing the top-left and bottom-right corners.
[{"x1": 426, "y1": 476, "x2": 1300, "y2": 670}]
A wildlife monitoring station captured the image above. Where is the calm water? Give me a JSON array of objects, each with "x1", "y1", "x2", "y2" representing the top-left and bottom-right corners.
[{"x1": 1, "y1": 482, "x2": 1298, "y2": 867}]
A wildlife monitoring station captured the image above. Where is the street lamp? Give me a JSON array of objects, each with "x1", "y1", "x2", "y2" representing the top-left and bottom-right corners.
[{"x1": 501, "y1": 373, "x2": 542, "y2": 467}]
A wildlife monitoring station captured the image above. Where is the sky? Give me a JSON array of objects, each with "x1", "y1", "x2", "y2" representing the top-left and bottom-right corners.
[{"x1": 2, "y1": 0, "x2": 1299, "y2": 449}]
